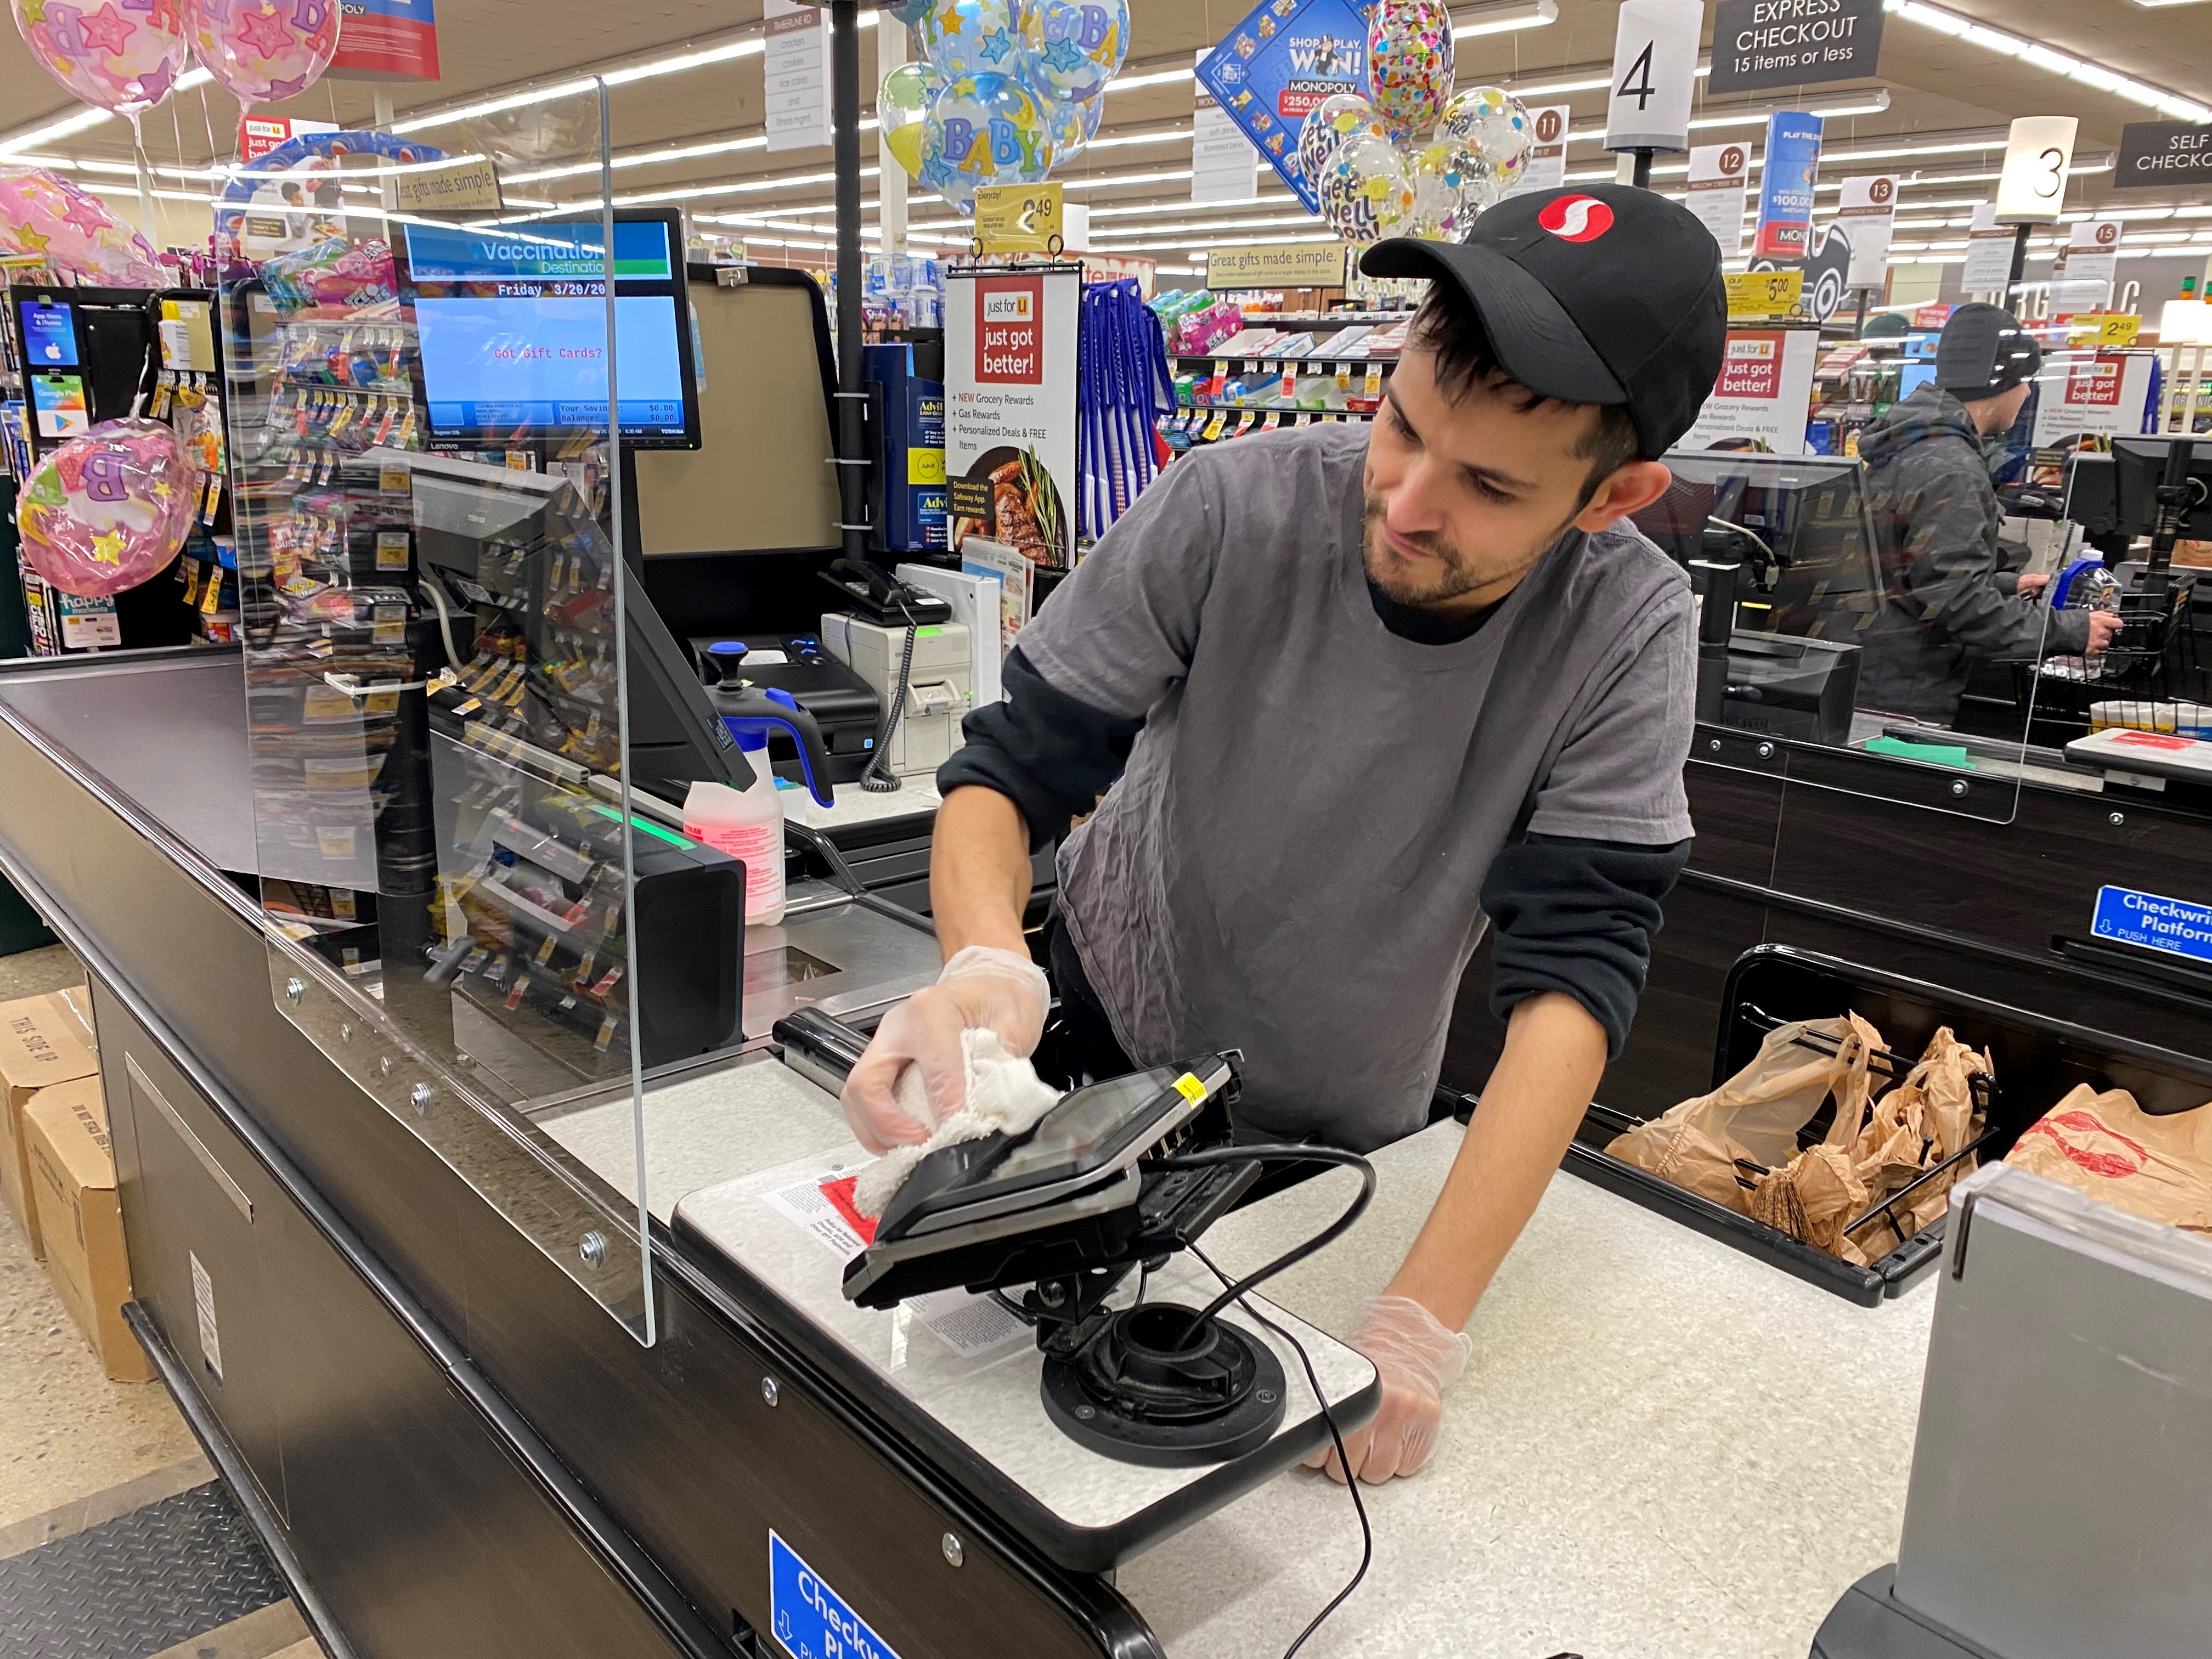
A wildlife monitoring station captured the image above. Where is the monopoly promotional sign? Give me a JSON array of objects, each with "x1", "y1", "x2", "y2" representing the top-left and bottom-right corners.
[{"x1": 1196, "y1": 0, "x2": 1372, "y2": 212}]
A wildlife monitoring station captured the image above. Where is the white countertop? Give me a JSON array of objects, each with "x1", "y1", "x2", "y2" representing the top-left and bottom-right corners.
[
  {"x1": 539, "y1": 1063, "x2": 1934, "y2": 1658},
  {"x1": 1120, "y1": 1123, "x2": 1936, "y2": 1659},
  {"x1": 783, "y1": 777, "x2": 940, "y2": 831}
]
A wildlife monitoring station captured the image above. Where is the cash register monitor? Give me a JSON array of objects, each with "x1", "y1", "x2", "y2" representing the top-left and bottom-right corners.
[
  {"x1": 404, "y1": 452, "x2": 753, "y2": 799},
  {"x1": 2105, "y1": 436, "x2": 2212, "y2": 539},
  {"x1": 397, "y1": 207, "x2": 702, "y2": 450},
  {"x1": 1652, "y1": 453, "x2": 1884, "y2": 642}
]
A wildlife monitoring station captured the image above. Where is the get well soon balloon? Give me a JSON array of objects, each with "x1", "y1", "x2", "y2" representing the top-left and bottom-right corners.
[
  {"x1": 18, "y1": 418, "x2": 196, "y2": 599},
  {"x1": 10, "y1": 0, "x2": 190, "y2": 119},
  {"x1": 185, "y1": 0, "x2": 339, "y2": 105}
]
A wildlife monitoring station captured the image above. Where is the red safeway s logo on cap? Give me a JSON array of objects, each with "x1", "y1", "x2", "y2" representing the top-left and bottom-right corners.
[{"x1": 1538, "y1": 194, "x2": 1614, "y2": 243}]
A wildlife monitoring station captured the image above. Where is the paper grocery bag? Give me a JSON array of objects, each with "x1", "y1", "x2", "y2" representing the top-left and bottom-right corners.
[
  {"x1": 1607, "y1": 1014, "x2": 1883, "y2": 1214},
  {"x1": 2005, "y1": 1085, "x2": 2212, "y2": 1233}
]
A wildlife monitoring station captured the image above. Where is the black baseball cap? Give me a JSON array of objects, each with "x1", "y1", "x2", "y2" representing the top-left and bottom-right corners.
[
  {"x1": 1360, "y1": 184, "x2": 1726, "y2": 459},
  {"x1": 1935, "y1": 302, "x2": 2042, "y2": 398}
]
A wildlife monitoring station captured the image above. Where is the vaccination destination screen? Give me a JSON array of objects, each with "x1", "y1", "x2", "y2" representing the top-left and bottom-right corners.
[{"x1": 403, "y1": 219, "x2": 691, "y2": 441}]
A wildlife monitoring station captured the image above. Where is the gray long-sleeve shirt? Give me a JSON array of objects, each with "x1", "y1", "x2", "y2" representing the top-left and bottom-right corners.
[{"x1": 1857, "y1": 384, "x2": 2090, "y2": 721}]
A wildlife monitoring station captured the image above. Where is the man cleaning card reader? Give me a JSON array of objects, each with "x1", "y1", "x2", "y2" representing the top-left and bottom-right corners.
[{"x1": 839, "y1": 185, "x2": 1727, "y2": 1485}]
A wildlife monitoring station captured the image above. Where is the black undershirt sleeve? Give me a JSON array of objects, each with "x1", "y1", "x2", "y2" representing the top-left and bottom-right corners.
[
  {"x1": 1481, "y1": 833, "x2": 1691, "y2": 1060},
  {"x1": 934, "y1": 646, "x2": 1142, "y2": 853}
]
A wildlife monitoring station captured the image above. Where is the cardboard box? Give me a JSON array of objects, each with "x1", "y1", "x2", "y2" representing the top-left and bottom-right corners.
[
  {"x1": 25, "y1": 1076, "x2": 151, "y2": 1382},
  {"x1": 0, "y1": 990, "x2": 99, "y2": 1260}
]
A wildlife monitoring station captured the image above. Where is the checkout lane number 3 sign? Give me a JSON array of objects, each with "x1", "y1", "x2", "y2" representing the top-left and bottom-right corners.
[{"x1": 769, "y1": 1531, "x2": 906, "y2": 1659}]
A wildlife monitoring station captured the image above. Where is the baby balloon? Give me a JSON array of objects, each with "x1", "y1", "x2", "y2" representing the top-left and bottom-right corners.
[{"x1": 18, "y1": 419, "x2": 198, "y2": 599}]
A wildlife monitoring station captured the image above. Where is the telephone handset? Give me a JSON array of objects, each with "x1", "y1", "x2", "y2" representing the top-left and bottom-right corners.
[{"x1": 816, "y1": 557, "x2": 953, "y2": 627}]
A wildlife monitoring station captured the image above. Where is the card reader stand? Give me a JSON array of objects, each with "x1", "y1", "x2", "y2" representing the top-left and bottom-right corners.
[{"x1": 674, "y1": 1042, "x2": 1379, "y2": 1571}]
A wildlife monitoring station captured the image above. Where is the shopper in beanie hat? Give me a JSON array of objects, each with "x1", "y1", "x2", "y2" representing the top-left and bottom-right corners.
[{"x1": 1857, "y1": 302, "x2": 2116, "y2": 722}]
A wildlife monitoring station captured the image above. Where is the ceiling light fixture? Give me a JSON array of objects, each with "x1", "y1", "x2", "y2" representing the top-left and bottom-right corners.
[
  {"x1": 0, "y1": 65, "x2": 211, "y2": 156},
  {"x1": 1882, "y1": 0, "x2": 2212, "y2": 122},
  {"x1": 1453, "y1": 0, "x2": 1558, "y2": 39}
]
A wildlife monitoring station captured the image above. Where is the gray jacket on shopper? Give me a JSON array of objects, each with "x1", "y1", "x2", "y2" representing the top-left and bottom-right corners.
[{"x1": 1855, "y1": 384, "x2": 2090, "y2": 721}]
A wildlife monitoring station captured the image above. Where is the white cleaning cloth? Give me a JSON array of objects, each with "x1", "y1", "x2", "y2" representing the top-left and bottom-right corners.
[{"x1": 852, "y1": 1029, "x2": 1062, "y2": 1219}]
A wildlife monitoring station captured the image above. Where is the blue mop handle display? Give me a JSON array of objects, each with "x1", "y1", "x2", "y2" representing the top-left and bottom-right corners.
[{"x1": 715, "y1": 685, "x2": 836, "y2": 809}]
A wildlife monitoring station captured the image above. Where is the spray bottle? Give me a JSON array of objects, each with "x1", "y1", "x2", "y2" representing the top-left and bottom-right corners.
[{"x1": 685, "y1": 681, "x2": 834, "y2": 928}]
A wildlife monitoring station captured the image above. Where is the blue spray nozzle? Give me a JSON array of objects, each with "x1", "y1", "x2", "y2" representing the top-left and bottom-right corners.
[{"x1": 714, "y1": 684, "x2": 834, "y2": 808}]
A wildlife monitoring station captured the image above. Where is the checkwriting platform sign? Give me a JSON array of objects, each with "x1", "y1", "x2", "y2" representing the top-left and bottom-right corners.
[
  {"x1": 2091, "y1": 885, "x2": 2212, "y2": 967},
  {"x1": 770, "y1": 1532, "x2": 904, "y2": 1659}
]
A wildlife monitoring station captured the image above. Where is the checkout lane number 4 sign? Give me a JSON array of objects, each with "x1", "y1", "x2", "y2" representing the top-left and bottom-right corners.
[{"x1": 769, "y1": 1531, "x2": 905, "y2": 1659}]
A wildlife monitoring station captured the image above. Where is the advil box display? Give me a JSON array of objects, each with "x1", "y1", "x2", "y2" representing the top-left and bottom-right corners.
[
  {"x1": 867, "y1": 343, "x2": 949, "y2": 552},
  {"x1": 25, "y1": 1075, "x2": 151, "y2": 1382},
  {"x1": 0, "y1": 990, "x2": 99, "y2": 1261}
]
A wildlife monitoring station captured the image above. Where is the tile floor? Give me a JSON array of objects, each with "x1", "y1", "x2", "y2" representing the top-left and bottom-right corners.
[{"x1": 1, "y1": 945, "x2": 327, "y2": 1659}]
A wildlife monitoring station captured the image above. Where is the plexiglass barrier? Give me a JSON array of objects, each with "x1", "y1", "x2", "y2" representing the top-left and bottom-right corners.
[
  {"x1": 1647, "y1": 449, "x2": 2058, "y2": 824},
  {"x1": 221, "y1": 85, "x2": 674, "y2": 1341}
]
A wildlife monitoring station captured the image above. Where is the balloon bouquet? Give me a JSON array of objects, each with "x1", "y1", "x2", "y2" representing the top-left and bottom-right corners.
[
  {"x1": 5, "y1": 0, "x2": 342, "y2": 285},
  {"x1": 1299, "y1": 0, "x2": 1536, "y2": 245},
  {"x1": 877, "y1": 0, "x2": 1128, "y2": 218}
]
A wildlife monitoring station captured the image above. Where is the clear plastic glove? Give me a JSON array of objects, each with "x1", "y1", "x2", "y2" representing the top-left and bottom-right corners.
[
  {"x1": 837, "y1": 945, "x2": 1050, "y2": 1154},
  {"x1": 1306, "y1": 1294, "x2": 1473, "y2": 1485}
]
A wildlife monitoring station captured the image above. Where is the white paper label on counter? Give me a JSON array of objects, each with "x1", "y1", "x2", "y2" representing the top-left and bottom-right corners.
[
  {"x1": 759, "y1": 1160, "x2": 1028, "y2": 1359},
  {"x1": 191, "y1": 1250, "x2": 223, "y2": 1379}
]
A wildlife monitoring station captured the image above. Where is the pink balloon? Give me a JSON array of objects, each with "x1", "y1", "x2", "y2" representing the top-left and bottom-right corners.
[
  {"x1": 184, "y1": 0, "x2": 338, "y2": 106},
  {"x1": 0, "y1": 166, "x2": 166, "y2": 284},
  {"x1": 9, "y1": 0, "x2": 190, "y2": 117},
  {"x1": 18, "y1": 419, "x2": 197, "y2": 598}
]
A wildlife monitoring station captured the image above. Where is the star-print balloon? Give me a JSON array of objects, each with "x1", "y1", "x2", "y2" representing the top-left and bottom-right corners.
[
  {"x1": 18, "y1": 418, "x2": 196, "y2": 599},
  {"x1": 0, "y1": 166, "x2": 165, "y2": 284},
  {"x1": 10, "y1": 0, "x2": 190, "y2": 118},
  {"x1": 184, "y1": 0, "x2": 339, "y2": 106},
  {"x1": 1021, "y1": 0, "x2": 1127, "y2": 105}
]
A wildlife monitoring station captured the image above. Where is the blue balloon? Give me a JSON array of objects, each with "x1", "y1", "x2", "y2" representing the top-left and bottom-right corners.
[
  {"x1": 916, "y1": 0, "x2": 1030, "y2": 82},
  {"x1": 923, "y1": 70, "x2": 1054, "y2": 213},
  {"x1": 1043, "y1": 90, "x2": 1104, "y2": 165},
  {"x1": 1023, "y1": 0, "x2": 1127, "y2": 104}
]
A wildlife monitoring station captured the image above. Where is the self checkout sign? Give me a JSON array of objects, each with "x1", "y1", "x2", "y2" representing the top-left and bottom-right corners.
[{"x1": 1606, "y1": 0, "x2": 1703, "y2": 155}]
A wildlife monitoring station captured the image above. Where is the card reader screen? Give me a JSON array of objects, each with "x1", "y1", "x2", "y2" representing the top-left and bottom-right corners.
[{"x1": 990, "y1": 1065, "x2": 1184, "y2": 1185}]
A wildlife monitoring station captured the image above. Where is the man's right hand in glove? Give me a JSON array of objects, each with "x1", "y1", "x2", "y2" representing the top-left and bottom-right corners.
[{"x1": 837, "y1": 945, "x2": 1049, "y2": 1153}]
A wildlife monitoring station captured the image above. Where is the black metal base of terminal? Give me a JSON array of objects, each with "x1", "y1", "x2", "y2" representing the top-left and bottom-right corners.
[{"x1": 1040, "y1": 1304, "x2": 1288, "y2": 1468}]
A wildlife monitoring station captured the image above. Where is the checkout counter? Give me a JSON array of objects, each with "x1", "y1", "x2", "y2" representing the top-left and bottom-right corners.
[{"x1": 4, "y1": 175, "x2": 2210, "y2": 1659}]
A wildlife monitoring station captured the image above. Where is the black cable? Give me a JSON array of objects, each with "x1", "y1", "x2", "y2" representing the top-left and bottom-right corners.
[
  {"x1": 1150, "y1": 1145, "x2": 1375, "y2": 1344},
  {"x1": 859, "y1": 597, "x2": 918, "y2": 794},
  {"x1": 1188, "y1": 1241, "x2": 1372, "y2": 1659}
]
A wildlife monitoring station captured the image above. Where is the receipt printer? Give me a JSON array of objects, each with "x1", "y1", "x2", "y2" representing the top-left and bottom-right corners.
[
  {"x1": 692, "y1": 634, "x2": 882, "y2": 786},
  {"x1": 820, "y1": 613, "x2": 972, "y2": 779}
]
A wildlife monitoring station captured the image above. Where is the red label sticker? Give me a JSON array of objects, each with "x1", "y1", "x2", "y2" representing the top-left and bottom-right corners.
[
  {"x1": 819, "y1": 1176, "x2": 880, "y2": 1245},
  {"x1": 974, "y1": 275, "x2": 1045, "y2": 386}
]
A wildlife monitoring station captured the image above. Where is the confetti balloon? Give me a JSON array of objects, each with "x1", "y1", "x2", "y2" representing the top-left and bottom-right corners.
[
  {"x1": 1406, "y1": 143, "x2": 1491, "y2": 241},
  {"x1": 1440, "y1": 85, "x2": 1534, "y2": 190},
  {"x1": 1295, "y1": 92, "x2": 1394, "y2": 193},
  {"x1": 0, "y1": 166, "x2": 163, "y2": 284},
  {"x1": 1318, "y1": 132, "x2": 1413, "y2": 247},
  {"x1": 1043, "y1": 90, "x2": 1103, "y2": 166},
  {"x1": 1365, "y1": 0, "x2": 1455, "y2": 131},
  {"x1": 184, "y1": 0, "x2": 339, "y2": 106},
  {"x1": 922, "y1": 70, "x2": 1054, "y2": 215},
  {"x1": 10, "y1": 0, "x2": 189, "y2": 119},
  {"x1": 1022, "y1": 0, "x2": 1127, "y2": 105},
  {"x1": 17, "y1": 419, "x2": 196, "y2": 599},
  {"x1": 878, "y1": 60, "x2": 940, "y2": 179},
  {"x1": 915, "y1": 0, "x2": 1029, "y2": 82}
]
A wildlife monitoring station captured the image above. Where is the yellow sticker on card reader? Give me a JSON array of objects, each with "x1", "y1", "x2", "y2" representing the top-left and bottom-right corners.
[{"x1": 1172, "y1": 1072, "x2": 1206, "y2": 1104}]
